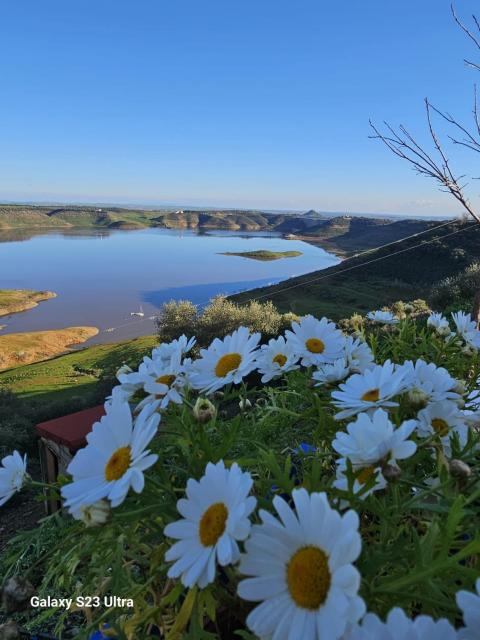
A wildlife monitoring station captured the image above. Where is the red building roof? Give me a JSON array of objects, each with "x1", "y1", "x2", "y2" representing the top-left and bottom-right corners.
[{"x1": 36, "y1": 405, "x2": 105, "y2": 451}]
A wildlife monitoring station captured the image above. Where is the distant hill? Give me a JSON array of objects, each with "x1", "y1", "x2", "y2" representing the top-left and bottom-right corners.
[{"x1": 0, "y1": 204, "x2": 445, "y2": 256}]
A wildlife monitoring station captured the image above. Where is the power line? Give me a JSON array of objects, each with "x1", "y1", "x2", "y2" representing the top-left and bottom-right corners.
[{"x1": 234, "y1": 222, "x2": 479, "y2": 305}]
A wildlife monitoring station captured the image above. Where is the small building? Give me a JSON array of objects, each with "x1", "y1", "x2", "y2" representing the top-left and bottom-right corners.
[{"x1": 36, "y1": 405, "x2": 105, "y2": 513}]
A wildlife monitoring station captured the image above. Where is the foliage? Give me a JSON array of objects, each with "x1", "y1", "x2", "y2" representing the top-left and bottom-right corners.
[
  {"x1": 156, "y1": 296, "x2": 297, "y2": 347},
  {"x1": 1, "y1": 311, "x2": 480, "y2": 638},
  {"x1": 431, "y1": 261, "x2": 480, "y2": 312}
]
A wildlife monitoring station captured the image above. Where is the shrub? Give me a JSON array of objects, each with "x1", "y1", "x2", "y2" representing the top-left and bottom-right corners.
[
  {"x1": 431, "y1": 261, "x2": 480, "y2": 311},
  {"x1": 156, "y1": 295, "x2": 297, "y2": 346}
]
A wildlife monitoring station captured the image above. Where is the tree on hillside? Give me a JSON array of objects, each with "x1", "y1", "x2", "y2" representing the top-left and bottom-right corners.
[{"x1": 370, "y1": 4, "x2": 480, "y2": 323}]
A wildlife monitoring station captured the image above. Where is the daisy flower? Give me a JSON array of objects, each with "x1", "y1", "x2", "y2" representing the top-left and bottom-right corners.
[
  {"x1": 188, "y1": 326, "x2": 260, "y2": 394},
  {"x1": 452, "y1": 311, "x2": 480, "y2": 350},
  {"x1": 367, "y1": 311, "x2": 400, "y2": 324},
  {"x1": 164, "y1": 460, "x2": 256, "y2": 588},
  {"x1": 333, "y1": 460, "x2": 387, "y2": 499},
  {"x1": 285, "y1": 315, "x2": 346, "y2": 367},
  {"x1": 149, "y1": 335, "x2": 196, "y2": 363},
  {"x1": 344, "y1": 336, "x2": 375, "y2": 373},
  {"x1": 457, "y1": 578, "x2": 480, "y2": 640},
  {"x1": 417, "y1": 401, "x2": 469, "y2": 456},
  {"x1": 237, "y1": 488, "x2": 365, "y2": 640},
  {"x1": 0, "y1": 451, "x2": 28, "y2": 507},
  {"x1": 312, "y1": 359, "x2": 350, "y2": 386},
  {"x1": 427, "y1": 312, "x2": 451, "y2": 337},
  {"x1": 331, "y1": 360, "x2": 408, "y2": 420},
  {"x1": 71, "y1": 500, "x2": 110, "y2": 527},
  {"x1": 332, "y1": 408, "x2": 417, "y2": 468},
  {"x1": 61, "y1": 398, "x2": 160, "y2": 511},
  {"x1": 255, "y1": 335, "x2": 300, "y2": 383},
  {"x1": 134, "y1": 349, "x2": 186, "y2": 412},
  {"x1": 399, "y1": 359, "x2": 461, "y2": 407},
  {"x1": 366, "y1": 310, "x2": 399, "y2": 325},
  {"x1": 345, "y1": 607, "x2": 458, "y2": 640}
]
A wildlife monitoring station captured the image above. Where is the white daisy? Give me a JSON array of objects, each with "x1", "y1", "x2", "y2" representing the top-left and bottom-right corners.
[
  {"x1": 417, "y1": 401, "x2": 469, "y2": 456},
  {"x1": 345, "y1": 607, "x2": 458, "y2": 640},
  {"x1": 61, "y1": 398, "x2": 159, "y2": 511},
  {"x1": 285, "y1": 315, "x2": 346, "y2": 367},
  {"x1": 150, "y1": 335, "x2": 196, "y2": 362},
  {"x1": 312, "y1": 358, "x2": 351, "y2": 386},
  {"x1": 457, "y1": 578, "x2": 480, "y2": 640},
  {"x1": 188, "y1": 327, "x2": 260, "y2": 394},
  {"x1": 344, "y1": 336, "x2": 375, "y2": 374},
  {"x1": 134, "y1": 349, "x2": 186, "y2": 412},
  {"x1": 427, "y1": 312, "x2": 451, "y2": 337},
  {"x1": 331, "y1": 360, "x2": 408, "y2": 420},
  {"x1": 237, "y1": 488, "x2": 365, "y2": 640},
  {"x1": 367, "y1": 310, "x2": 399, "y2": 325},
  {"x1": 255, "y1": 336, "x2": 300, "y2": 383},
  {"x1": 332, "y1": 409, "x2": 417, "y2": 468},
  {"x1": 0, "y1": 451, "x2": 28, "y2": 507},
  {"x1": 452, "y1": 311, "x2": 480, "y2": 350},
  {"x1": 71, "y1": 500, "x2": 110, "y2": 527},
  {"x1": 164, "y1": 461, "x2": 256, "y2": 588},
  {"x1": 333, "y1": 460, "x2": 387, "y2": 499},
  {"x1": 399, "y1": 359, "x2": 461, "y2": 407}
]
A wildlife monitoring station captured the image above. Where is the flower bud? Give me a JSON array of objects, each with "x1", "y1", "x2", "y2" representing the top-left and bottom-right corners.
[
  {"x1": 193, "y1": 398, "x2": 217, "y2": 423},
  {"x1": 116, "y1": 363, "x2": 133, "y2": 378},
  {"x1": 1, "y1": 576, "x2": 35, "y2": 614},
  {"x1": 407, "y1": 387, "x2": 428, "y2": 409},
  {"x1": 462, "y1": 344, "x2": 477, "y2": 357},
  {"x1": 239, "y1": 398, "x2": 252, "y2": 412},
  {"x1": 449, "y1": 459, "x2": 472, "y2": 480},
  {"x1": 72, "y1": 500, "x2": 110, "y2": 527},
  {"x1": 0, "y1": 621, "x2": 22, "y2": 639},
  {"x1": 382, "y1": 463, "x2": 401, "y2": 482},
  {"x1": 452, "y1": 379, "x2": 466, "y2": 395}
]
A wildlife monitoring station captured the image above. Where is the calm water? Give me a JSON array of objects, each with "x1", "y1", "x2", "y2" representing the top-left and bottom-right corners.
[{"x1": 0, "y1": 228, "x2": 340, "y2": 343}]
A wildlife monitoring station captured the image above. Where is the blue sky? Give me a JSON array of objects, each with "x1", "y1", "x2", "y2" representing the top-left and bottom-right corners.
[{"x1": 0, "y1": 0, "x2": 479, "y2": 215}]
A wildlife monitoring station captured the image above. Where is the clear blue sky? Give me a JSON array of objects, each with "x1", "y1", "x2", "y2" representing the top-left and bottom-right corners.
[{"x1": 1, "y1": 0, "x2": 478, "y2": 215}]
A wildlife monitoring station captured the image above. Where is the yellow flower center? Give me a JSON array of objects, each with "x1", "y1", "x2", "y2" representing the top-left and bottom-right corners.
[
  {"x1": 105, "y1": 446, "x2": 131, "y2": 481},
  {"x1": 273, "y1": 353, "x2": 287, "y2": 367},
  {"x1": 305, "y1": 338, "x2": 325, "y2": 354},
  {"x1": 361, "y1": 388, "x2": 380, "y2": 402},
  {"x1": 214, "y1": 353, "x2": 242, "y2": 378},
  {"x1": 155, "y1": 374, "x2": 176, "y2": 397},
  {"x1": 431, "y1": 418, "x2": 449, "y2": 437},
  {"x1": 199, "y1": 502, "x2": 228, "y2": 547},
  {"x1": 156, "y1": 374, "x2": 176, "y2": 387},
  {"x1": 356, "y1": 465, "x2": 376, "y2": 484},
  {"x1": 287, "y1": 546, "x2": 331, "y2": 610}
]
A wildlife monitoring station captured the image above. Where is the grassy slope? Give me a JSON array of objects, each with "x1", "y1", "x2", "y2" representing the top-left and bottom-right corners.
[
  {"x1": 0, "y1": 336, "x2": 157, "y2": 420},
  {"x1": 231, "y1": 221, "x2": 480, "y2": 320},
  {"x1": 0, "y1": 327, "x2": 100, "y2": 371},
  {"x1": 0, "y1": 289, "x2": 56, "y2": 317}
]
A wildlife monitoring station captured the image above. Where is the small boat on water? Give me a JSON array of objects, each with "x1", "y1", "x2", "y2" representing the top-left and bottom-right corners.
[{"x1": 130, "y1": 306, "x2": 145, "y2": 317}]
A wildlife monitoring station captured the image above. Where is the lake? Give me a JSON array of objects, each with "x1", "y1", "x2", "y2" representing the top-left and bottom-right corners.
[{"x1": 0, "y1": 228, "x2": 340, "y2": 343}]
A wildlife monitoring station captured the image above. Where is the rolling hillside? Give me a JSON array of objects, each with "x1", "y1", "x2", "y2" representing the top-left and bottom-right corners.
[
  {"x1": 0, "y1": 204, "x2": 438, "y2": 254},
  {"x1": 230, "y1": 220, "x2": 480, "y2": 319}
]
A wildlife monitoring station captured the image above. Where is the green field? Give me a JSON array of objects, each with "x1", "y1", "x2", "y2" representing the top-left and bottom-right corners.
[{"x1": 0, "y1": 335, "x2": 157, "y2": 421}]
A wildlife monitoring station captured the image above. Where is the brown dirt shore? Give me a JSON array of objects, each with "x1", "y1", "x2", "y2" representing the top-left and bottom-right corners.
[
  {"x1": 0, "y1": 289, "x2": 57, "y2": 317},
  {"x1": 0, "y1": 327, "x2": 99, "y2": 371}
]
